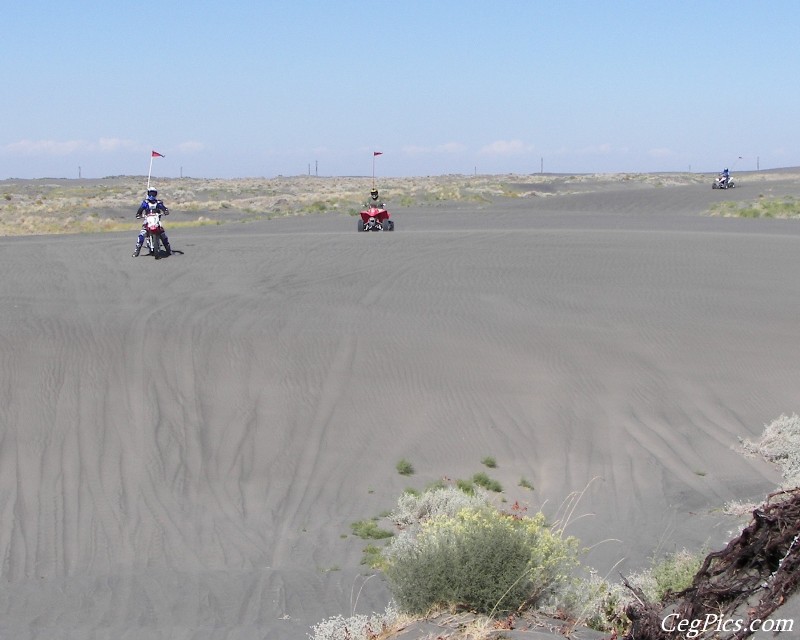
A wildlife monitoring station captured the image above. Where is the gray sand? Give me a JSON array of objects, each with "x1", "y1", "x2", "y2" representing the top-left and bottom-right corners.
[{"x1": 1, "y1": 174, "x2": 798, "y2": 638}]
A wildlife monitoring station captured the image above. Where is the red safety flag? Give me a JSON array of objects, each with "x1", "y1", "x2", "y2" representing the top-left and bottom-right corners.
[
  {"x1": 373, "y1": 151, "x2": 383, "y2": 156},
  {"x1": 152, "y1": 150, "x2": 165, "y2": 158}
]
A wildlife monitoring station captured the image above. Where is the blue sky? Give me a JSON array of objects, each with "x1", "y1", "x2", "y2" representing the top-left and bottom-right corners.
[{"x1": 3, "y1": 1, "x2": 799, "y2": 179}]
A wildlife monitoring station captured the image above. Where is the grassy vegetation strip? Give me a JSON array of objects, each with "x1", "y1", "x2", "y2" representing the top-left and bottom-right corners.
[
  {"x1": 2, "y1": 172, "x2": 717, "y2": 237},
  {"x1": 709, "y1": 195, "x2": 800, "y2": 218}
]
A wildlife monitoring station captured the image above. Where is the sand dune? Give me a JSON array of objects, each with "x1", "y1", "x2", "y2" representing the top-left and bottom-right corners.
[{"x1": 1, "y1": 173, "x2": 799, "y2": 638}]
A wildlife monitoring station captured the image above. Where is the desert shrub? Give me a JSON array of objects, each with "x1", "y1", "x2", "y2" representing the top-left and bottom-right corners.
[
  {"x1": 739, "y1": 413, "x2": 800, "y2": 488},
  {"x1": 384, "y1": 506, "x2": 579, "y2": 616},
  {"x1": 309, "y1": 601, "x2": 402, "y2": 640},
  {"x1": 456, "y1": 478, "x2": 475, "y2": 493},
  {"x1": 557, "y1": 569, "x2": 656, "y2": 633},
  {"x1": 350, "y1": 519, "x2": 393, "y2": 540},
  {"x1": 395, "y1": 458, "x2": 414, "y2": 476},
  {"x1": 650, "y1": 548, "x2": 703, "y2": 598},
  {"x1": 389, "y1": 485, "x2": 490, "y2": 528},
  {"x1": 723, "y1": 499, "x2": 759, "y2": 517},
  {"x1": 481, "y1": 456, "x2": 497, "y2": 468},
  {"x1": 519, "y1": 477, "x2": 534, "y2": 490},
  {"x1": 556, "y1": 549, "x2": 701, "y2": 633},
  {"x1": 306, "y1": 200, "x2": 328, "y2": 213},
  {"x1": 472, "y1": 471, "x2": 502, "y2": 492},
  {"x1": 360, "y1": 544, "x2": 385, "y2": 569}
]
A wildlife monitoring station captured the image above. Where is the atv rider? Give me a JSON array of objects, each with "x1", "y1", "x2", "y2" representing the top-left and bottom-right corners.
[
  {"x1": 364, "y1": 188, "x2": 385, "y2": 230},
  {"x1": 133, "y1": 188, "x2": 171, "y2": 257},
  {"x1": 720, "y1": 168, "x2": 730, "y2": 186}
]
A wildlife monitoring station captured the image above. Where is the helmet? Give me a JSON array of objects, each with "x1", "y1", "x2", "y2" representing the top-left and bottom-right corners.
[
  {"x1": 146, "y1": 188, "x2": 157, "y2": 202},
  {"x1": 370, "y1": 189, "x2": 379, "y2": 200}
]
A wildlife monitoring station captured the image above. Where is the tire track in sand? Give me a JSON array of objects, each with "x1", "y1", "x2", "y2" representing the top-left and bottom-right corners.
[{"x1": 265, "y1": 234, "x2": 442, "y2": 568}]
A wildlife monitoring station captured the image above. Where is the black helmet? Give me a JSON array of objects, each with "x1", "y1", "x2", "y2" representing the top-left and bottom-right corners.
[{"x1": 370, "y1": 188, "x2": 379, "y2": 200}]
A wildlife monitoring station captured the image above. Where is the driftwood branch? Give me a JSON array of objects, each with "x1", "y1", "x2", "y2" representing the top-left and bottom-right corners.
[{"x1": 622, "y1": 488, "x2": 800, "y2": 640}]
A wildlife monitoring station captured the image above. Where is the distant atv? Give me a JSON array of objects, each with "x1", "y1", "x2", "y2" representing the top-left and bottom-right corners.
[
  {"x1": 712, "y1": 173, "x2": 735, "y2": 189},
  {"x1": 358, "y1": 204, "x2": 394, "y2": 231}
]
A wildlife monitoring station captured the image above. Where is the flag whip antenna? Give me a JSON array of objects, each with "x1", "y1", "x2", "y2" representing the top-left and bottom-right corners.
[
  {"x1": 372, "y1": 151, "x2": 382, "y2": 188},
  {"x1": 147, "y1": 155, "x2": 154, "y2": 191},
  {"x1": 147, "y1": 150, "x2": 165, "y2": 191}
]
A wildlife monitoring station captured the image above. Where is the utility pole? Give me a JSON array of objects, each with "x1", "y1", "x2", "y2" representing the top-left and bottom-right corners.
[
  {"x1": 315, "y1": 160, "x2": 318, "y2": 177},
  {"x1": 78, "y1": 166, "x2": 81, "y2": 179},
  {"x1": 541, "y1": 157, "x2": 543, "y2": 174}
]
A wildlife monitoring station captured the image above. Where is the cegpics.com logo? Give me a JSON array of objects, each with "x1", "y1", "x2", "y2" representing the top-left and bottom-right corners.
[{"x1": 662, "y1": 613, "x2": 794, "y2": 638}]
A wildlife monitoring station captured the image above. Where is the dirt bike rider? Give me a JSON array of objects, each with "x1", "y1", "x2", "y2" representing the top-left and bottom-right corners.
[{"x1": 132, "y1": 188, "x2": 171, "y2": 257}]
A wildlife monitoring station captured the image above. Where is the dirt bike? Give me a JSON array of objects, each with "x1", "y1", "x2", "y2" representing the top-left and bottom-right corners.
[{"x1": 141, "y1": 204, "x2": 168, "y2": 258}]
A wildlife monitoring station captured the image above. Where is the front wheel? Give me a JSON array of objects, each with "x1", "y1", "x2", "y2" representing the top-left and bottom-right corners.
[
  {"x1": 152, "y1": 233, "x2": 161, "y2": 259},
  {"x1": 384, "y1": 220, "x2": 394, "y2": 231},
  {"x1": 357, "y1": 219, "x2": 365, "y2": 232}
]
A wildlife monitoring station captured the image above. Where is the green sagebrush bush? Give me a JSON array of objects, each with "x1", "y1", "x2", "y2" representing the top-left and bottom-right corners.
[
  {"x1": 558, "y1": 549, "x2": 702, "y2": 633},
  {"x1": 385, "y1": 506, "x2": 579, "y2": 616},
  {"x1": 650, "y1": 548, "x2": 703, "y2": 599}
]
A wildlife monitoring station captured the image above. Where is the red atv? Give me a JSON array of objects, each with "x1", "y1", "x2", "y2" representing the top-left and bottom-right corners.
[{"x1": 358, "y1": 204, "x2": 394, "y2": 232}]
